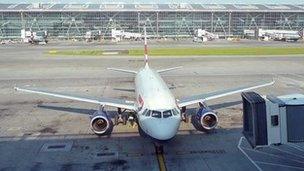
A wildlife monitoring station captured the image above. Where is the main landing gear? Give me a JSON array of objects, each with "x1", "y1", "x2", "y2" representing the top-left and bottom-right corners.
[
  {"x1": 114, "y1": 108, "x2": 128, "y2": 125},
  {"x1": 181, "y1": 106, "x2": 190, "y2": 123},
  {"x1": 114, "y1": 108, "x2": 136, "y2": 126}
]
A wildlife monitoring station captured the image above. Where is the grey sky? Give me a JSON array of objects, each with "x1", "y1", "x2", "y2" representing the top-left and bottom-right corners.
[{"x1": 1, "y1": 0, "x2": 303, "y2": 4}]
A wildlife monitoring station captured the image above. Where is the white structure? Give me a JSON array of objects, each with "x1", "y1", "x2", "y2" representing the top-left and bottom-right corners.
[
  {"x1": 21, "y1": 29, "x2": 47, "y2": 44},
  {"x1": 21, "y1": 29, "x2": 34, "y2": 43},
  {"x1": 193, "y1": 29, "x2": 218, "y2": 42},
  {"x1": 255, "y1": 29, "x2": 301, "y2": 41},
  {"x1": 244, "y1": 29, "x2": 302, "y2": 41},
  {"x1": 265, "y1": 94, "x2": 304, "y2": 145},
  {"x1": 123, "y1": 32, "x2": 141, "y2": 39},
  {"x1": 242, "y1": 92, "x2": 304, "y2": 148},
  {"x1": 111, "y1": 29, "x2": 142, "y2": 42},
  {"x1": 85, "y1": 30, "x2": 101, "y2": 42}
]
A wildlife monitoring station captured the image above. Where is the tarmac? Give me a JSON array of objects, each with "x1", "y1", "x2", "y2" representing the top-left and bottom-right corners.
[{"x1": 0, "y1": 40, "x2": 304, "y2": 170}]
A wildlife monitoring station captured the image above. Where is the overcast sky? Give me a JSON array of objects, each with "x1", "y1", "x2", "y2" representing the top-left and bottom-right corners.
[{"x1": 1, "y1": 0, "x2": 304, "y2": 4}]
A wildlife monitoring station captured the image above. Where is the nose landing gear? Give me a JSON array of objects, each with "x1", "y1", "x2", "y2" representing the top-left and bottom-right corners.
[{"x1": 154, "y1": 142, "x2": 164, "y2": 155}]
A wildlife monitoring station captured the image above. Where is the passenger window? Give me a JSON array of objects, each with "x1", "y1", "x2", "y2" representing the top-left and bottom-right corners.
[
  {"x1": 172, "y1": 108, "x2": 180, "y2": 116},
  {"x1": 163, "y1": 110, "x2": 172, "y2": 118},
  {"x1": 151, "y1": 110, "x2": 161, "y2": 118}
]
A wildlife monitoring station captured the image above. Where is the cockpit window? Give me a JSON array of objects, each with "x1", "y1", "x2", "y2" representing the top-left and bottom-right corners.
[
  {"x1": 142, "y1": 109, "x2": 151, "y2": 117},
  {"x1": 151, "y1": 110, "x2": 161, "y2": 118},
  {"x1": 142, "y1": 109, "x2": 148, "y2": 115},
  {"x1": 172, "y1": 108, "x2": 180, "y2": 116},
  {"x1": 163, "y1": 110, "x2": 172, "y2": 118},
  {"x1": 145, "y1": 110, "x2": 151, "y2": 117}
]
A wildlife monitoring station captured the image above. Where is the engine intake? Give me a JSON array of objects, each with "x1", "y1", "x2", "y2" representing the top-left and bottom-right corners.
[
  {"x1": 200, "y1": 112, "x2": 218, "y2": 130},
  {"x1": 192, "y1": 107, "x2": 218, "y2": 132},
  {"x1": 90, "y1": 110, "x2": 113, "y2": 135}
]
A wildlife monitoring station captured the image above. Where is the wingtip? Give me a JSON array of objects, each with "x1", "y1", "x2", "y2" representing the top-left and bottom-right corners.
[
  {"x1": 270, "y1": 78, "x2": 276, "y2": 85},
  {"x1": 263, "y1": 79, "x2": 275, "y2": 86},
  {"x1": 263, "y1": 80, "x2": 275, "y2": 87},
  {"x1": 107, "y1": 67, "x2": 119, "y2": 70}
]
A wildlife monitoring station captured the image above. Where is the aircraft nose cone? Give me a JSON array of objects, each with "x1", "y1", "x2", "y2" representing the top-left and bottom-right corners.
[{"x1": 148, "y1": 118, "x2": 180, "y2": 140}]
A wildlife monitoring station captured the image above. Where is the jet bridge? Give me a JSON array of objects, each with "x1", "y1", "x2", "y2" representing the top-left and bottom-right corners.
[{"x1": 242, "y1": 92, "x2": 304, "y2": 148}]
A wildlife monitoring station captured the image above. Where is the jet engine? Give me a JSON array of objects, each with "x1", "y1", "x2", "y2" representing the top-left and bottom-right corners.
[
  {"x1": 90, "y1": 109, "x2": 113, "y2": 135},
  {"x1": 191, "y1": 104, "x2": 218, "y2": 132}
]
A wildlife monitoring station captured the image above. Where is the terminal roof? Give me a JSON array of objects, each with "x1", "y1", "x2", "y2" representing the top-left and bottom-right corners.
[{"x1": 0, "y1": 3, "x2": 303, "y2": 12}]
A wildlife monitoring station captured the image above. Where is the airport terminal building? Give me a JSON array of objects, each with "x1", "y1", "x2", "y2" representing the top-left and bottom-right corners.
[{"x1": 0, "y1": 3, "x2": 304, "y2": 39}]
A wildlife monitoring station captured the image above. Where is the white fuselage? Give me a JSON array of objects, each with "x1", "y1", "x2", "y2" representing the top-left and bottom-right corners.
[{"x1": 135, "y1": 64, "x2": 181, "y2": 140}]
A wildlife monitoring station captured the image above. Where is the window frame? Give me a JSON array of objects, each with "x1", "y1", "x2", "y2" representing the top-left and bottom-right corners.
[
  {"x1": 163, "y1": 110, "x2": 173, "y2": 118},
  {"x1": 151, "y1": 110, "x2": 162, "y2": 118},
  {"x1": 172, "y1": 108, "x2": 180, "y2": 116},
  {"x1": 145, "y1": 110, "x2": 151, "y2": 117}
]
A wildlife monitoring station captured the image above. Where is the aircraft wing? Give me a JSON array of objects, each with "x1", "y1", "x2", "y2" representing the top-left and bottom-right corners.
[
  {"x1": 14, "y1": 87, "x2": 136, "y2": 111},
  {"x1": 177, "y1": 80, "x2": 274, "y2": 108}
]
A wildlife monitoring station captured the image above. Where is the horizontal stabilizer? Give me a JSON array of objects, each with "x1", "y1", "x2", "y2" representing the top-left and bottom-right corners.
[
  {"x1": 107, "y1": 68, "x2": 137, "y2": 74},
  {"x1": 169, "y1": 85, "x2": 185, "y2": 90},
  {"x1": 157, "y1": 66, "x2": 183, "y2": 73},
  {"x1": 113, "y1": 88, "x2": 135, "y2": 92}
]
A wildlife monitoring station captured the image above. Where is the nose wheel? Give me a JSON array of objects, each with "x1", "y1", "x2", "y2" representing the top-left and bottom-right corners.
[
  {"x1": 138, "y1": 124, "x2": 148, "y2": 138},
  {"x1": 154, "y1": 142, "x2": 164, "y2": 155}
]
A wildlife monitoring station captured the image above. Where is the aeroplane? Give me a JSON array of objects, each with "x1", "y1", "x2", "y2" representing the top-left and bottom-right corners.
[{"x1": 14, "y1": 27, "x2": 274, "y2": 141}]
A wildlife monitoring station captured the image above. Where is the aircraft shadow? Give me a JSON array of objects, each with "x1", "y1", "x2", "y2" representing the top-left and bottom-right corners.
[{"x1": 209, "y1": 100, "x2": 242, "y2": 110}]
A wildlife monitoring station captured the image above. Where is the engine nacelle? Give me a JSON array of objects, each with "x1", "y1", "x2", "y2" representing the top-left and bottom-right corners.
[
  {"x1": 90, "y1": 110, "x2": 113, "y2": 136},
  {"x1": 192, "y1": 107, "x2": 218, "y2": 132}
]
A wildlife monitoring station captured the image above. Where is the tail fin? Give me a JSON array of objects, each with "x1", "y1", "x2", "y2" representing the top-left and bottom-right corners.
[{"x1": 143, "y1": 26, "x2": 148, "y2": 65}]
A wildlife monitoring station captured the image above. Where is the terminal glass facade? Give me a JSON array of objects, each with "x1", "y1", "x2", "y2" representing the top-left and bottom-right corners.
[{"x1": 1, "y1": 4, "x2": 304, "y2": 39}]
